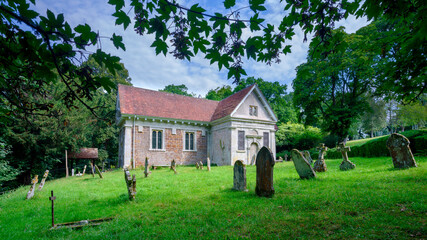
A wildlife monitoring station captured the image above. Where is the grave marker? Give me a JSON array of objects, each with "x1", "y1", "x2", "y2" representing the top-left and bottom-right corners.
[
  {"x1": 386, "y1": 133, "x2": 418, "y2": 168},
  {"x1": 337, "y1": 142, "x2": 356, "y2": 171},
  {"x1": 82, "y1": 165, "x2": 87, "y2": 176},
  {"x1": 313, "y1": 143, "x2": 328, "y2": 172},
  {"x1": 232, "y1": 160, "x2": 247, "y2": 191},
  {"x1": 199, "y1": 161, "x2": 203, "y2": 170},
  {"x1": 90, "y1": 161, "x2": 95, "y2": 177},
  {"x1": 196, "y1": 162, "x2": 200, "y2": 169},
  {"x1": 144, "y1": 157, "x2": 151, "y2": 177},
  {"x1": 303, "y1": 151, "x2": 313, "y2": 165},
  {"x1": 291, "y1": 149, "x2": 316, "y2": 179},
  {"x1": 95, "y1": 165, "x2": 103, "y2": 178},
  {"x1": 284, "y1": 154, "x2": 288, "y2": 161},
  {"x1": 170, "y1": 160, "x2": 177, "y2": 174},
  {"x1": 255, "y1": 146, "x2": 275, "y2": 198},
  {"x1": 207, "y1": 157, "x2": 211, "y2": 171},
  {"x1": 49, "y1": 190, "x2": 56, "y2": 227},
  {"x1": 38, "y1": 170, "x2": 49, "y2": 191},
  {"x1": 26, "y1": 175, "x2": 38, "y2": 199},
  {"x1": 124, "y1": 168, "x2": 136, "y2": 200}
]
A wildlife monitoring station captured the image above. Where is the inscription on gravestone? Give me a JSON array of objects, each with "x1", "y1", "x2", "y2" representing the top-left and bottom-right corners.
[
  {"x1": 255, "y1": 146, "x2": 275, "y2": 198},
  {"x1": 386, "y1": 133, "x2": 417, "y2": 168},
  {"x1": 233, "y1": 160, "x2": 247, "y2": 191},
  {"x1": 291, "y1": 149, "x2": 316, "y2": 179}
]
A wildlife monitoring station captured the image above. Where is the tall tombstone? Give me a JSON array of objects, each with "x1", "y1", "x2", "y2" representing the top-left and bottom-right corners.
[
  {"x1": 95, "y1": 165, "x2": 103, "y2": 178},
  {"x1": 144, "y1": 157, "x2": 151, "y2": 177},
  {"x1": 71, "y1": 168, "x2": 75, "y2": 176},
  {"x1": 26, "y1": 175, "x2": 38, "y2": 199},
  {"x1": 313, "y1": 143, "x2": 328, "y2": 172},
  {"x1": 284, "y1": 154, "x2": 288, "y2": 162},
  {"x1": 337, "y1": 142, "x2": 356, "y2": 171},
  {"x1": 38, "y1": 170, "x2": 49, "y2": 191},
  {"x1": 207, "y1": 157, "x2": 211, "y2": 171},
  {"x1": 82, "y1": 165, "x2": 87, "y2": 176},
  {"x1": 291, "y1": 149, "x2": 316, "y2": 179},
  {"x1": 199, "y1": 161, "x2": 203, "y2": 170},
  {"x1": 232, "y1": 160, "x2": 247, "y2": 191},
  {"x1": 90, "y1": 161, "x2": 95, "y2": 177},
  {"x1": 124, "y1": 168, "x2": 136, "y2": 200},
  {"x1": 386, "y1": 133, "x2": 418, "y2": 168},
  {"x1": 170, "y1": 159, "x2": 176, "y2": 170},
  {"x1": 302, "y1": 151, "x2": 313, "y2": 165},
  {"x1": 255, "y1": 146, "x2": 275, "y2": 198}
]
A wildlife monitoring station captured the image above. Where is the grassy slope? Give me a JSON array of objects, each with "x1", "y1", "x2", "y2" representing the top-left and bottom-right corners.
[
  {"x1": 1, "y1": 157, "x2": 426, "y2": 240},
  {"x1": 346, "y1": 136, "x2": 385, "y2": 147}
]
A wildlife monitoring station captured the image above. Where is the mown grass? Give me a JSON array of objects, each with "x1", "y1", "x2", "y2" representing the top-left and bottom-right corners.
[
  {"x1": 346, "y1": 136, "x2": 385, "y2": 147},
  {"x1": 1, "y1": 157, "x2": 426, "y2": 239}
]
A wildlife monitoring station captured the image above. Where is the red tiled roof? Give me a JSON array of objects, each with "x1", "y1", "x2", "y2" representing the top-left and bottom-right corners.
[
  {"x1": 210, "y1": 85, "x2": 255, "y2": 121},
  {"x1": 69, "y1": 148, "x2": 98, "y2": 159},
  {"x1": 118, "y1": 85, "x2": 219, "y2": 122}
]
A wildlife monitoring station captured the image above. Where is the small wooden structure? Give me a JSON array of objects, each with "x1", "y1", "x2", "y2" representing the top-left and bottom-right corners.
[{"x1": 66, "y1": 148, "x2": 98, "y2": 178}]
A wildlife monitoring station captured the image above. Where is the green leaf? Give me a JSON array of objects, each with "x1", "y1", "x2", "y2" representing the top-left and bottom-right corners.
[
  {"x1": 112, "y1": 10, "x2": 131, "y2": 30},
  {"x1": 223, "y1": 0, "x2": 236, "y2": 9},
  {"x1": 249, "y1": 0, "x2": 266, "y2": 12},
  {"x1": 108, "y1": 0, "x2": 125, "y2": 11},
  {"x1": 111, "y1": 33, "x2": 126, "y2": 51},
  {"x1": 249, "y1": 13, "x2": 264, "y2": 31},
  {"x1": 151, "y1": 39, "x2": 168, "y2": 56}
]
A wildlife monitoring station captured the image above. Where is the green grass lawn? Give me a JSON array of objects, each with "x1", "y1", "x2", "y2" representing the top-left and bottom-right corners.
[
  {"x1": 1, "y1": 157, "x2": 426, "y2": 239},
  {"x1": 346, "y1": 136, "x2": 386, "y2": 147}
]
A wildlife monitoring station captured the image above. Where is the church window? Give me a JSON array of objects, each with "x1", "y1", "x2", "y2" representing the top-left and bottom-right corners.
[
  {"x1": 263, "y1": 132, "x2": 269, "y2": 147},
  {"x1": 238, "y1": 131, "x2": 245, "y2": 150},
  {"x1": 152, "y1": 130, "x2": 163, "y2": 149},
  {"x1": 185, "y1": 132, "x2": 196, "y2": 151}
]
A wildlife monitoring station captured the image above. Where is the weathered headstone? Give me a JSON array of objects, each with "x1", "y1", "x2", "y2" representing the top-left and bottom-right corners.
[
  {"x1": 199, "y1": 161, "x2": 203, "y2": 170},
  {"x1": 233, "y1": 160, "x2": 247, "y2": 191},
  {"x1": 38, "y1": 170, "x2": 49, "y2": 191},
  {"x1": 82, "y1": 165, "x2": 87, "y2": 176},
  {"x1": 386, "y1": 133, "x2": 418, "y2": 168},
  {"x1": 26, "y1": 175, "x2": 38, "y2": 199},
  {"x1": 196, "y1": 162, "x2": 200, "y2": 169},
  {"x1": 90, "y1": 161, "x2": 95, "y2": 177},
  {"x1": 144, "y1": 157, "x2": 151, "y2": 177},
  {"x1": 337, "y1": 142, "x2": 356, "y2": 171},
  {"x1": 95, "y1": 165, "x2": 103, "y2": 178},
  {"x1": 302, "y1": 151, "x2": 313, "y2": 165},
  {"x1": 284, "y1": 154, "x2": 288, "y2": 161},
  {"x1": 124, "y1": 168, "x2": 136, "y2": 200},
  {"x1": 255, "y1": 146, "x2": 275, "y2": 198},
  {"x1": 277, "y1": 156, "x2": 283, "y2": 162},
  {"x1": 291, "y1": 149, "x2": 316, "y2": 179},
  {"x1": 170, "y1": 160, "x2": 178, "y2": 174},
  {"x1": 313, "y1": 143, "x2": 328, "y2": 172},
  {"x1": 207, "y1": 157, "x2": 211, "y2": 171},
  {"x1": 71, "y1": 168, "x2": 75, "y2": 176}
]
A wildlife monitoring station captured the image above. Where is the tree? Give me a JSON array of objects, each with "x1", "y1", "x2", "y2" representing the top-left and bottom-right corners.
[
  {"x1": 0, "y1": 0, "x2": 125, "y2": 124},
  {"x1": 205, "y1": 85, "x2": 233, "y2": 101},
  {"x1": 109, "y1": 0, "x2": 425, "y2": 102},
  {"x1": 159, "y1": 84, "x2": 194, "y2": 96},
  {"x1": 276, "y1": 122, "x2": 324, "y2": 151},
  {"x1": 396, "y1": 100, "x2": 427, "y2": 131},
  {"x1": 361, "y1": 97, "x2": 387, "y2": 137}
]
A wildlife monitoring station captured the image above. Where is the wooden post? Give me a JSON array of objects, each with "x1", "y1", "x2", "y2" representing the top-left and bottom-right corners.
[
  {"x1": 49, "y1": 190, "x2": 56, "y2": 227},
  {"x1": 65, "y1": 150, "x2": 69, "y2": 178}
]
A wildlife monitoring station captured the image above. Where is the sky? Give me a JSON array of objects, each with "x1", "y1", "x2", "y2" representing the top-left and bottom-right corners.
[{"x1": 32, "y1": 0, "x2": 369, "y2": 96}]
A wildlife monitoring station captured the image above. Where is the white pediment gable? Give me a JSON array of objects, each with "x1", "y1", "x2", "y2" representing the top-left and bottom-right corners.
[{"x1": 231, "y1": 86, "x2": 277, "y2": 122}]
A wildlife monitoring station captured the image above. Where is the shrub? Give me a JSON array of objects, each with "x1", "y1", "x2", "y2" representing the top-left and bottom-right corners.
[{"x1": 276, "y1": 123, "x2": 324, "y2": 151}]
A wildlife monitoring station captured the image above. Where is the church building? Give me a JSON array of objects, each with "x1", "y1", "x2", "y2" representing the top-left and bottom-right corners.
[{"x1": 116, "y1": 84, "x2": 277, "y2": 168}]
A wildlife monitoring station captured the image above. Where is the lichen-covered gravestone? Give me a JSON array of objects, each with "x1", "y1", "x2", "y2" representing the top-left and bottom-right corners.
[
  {"x1": 95, "y1": 165, "x2": 103, "y2": 178},
  {"x1": 38, "y1": 170, "x2": 49, "y2": 191},
  {"x1": 26, "y1": 175, "x2": 38, "y2": 199},
  {"x1": 284, "y1": 154, "x2": 288, "y2": 161},
  {"x1": 291, "y1": 149, "x2": 316, "y2": 179},
  {"x1": 196, "y1": 162, "x2": 200, "y2": 169},
  {"x1": 144, "y1": 157, "x2": 151, "y2": 177},
  {"x1": 302, "y1": 151, "x2": 313, "y2": 165},
  {"x1": 313, "y1": 143, "x2": 328, "y2": 172},
  {"x1": 82, "y1": 165, "x2": 87, "y2": 176},
  {"x1": 255, "y1": 146, "x2": 275, "y2": 198},
  {"x1": 170, "y1": 159, "x2": 177, "y2": 174},
  {"x1": 386, "y1": 133, "x2": 418, "y2": 168},
  {"x1": 337, "y1": 142, "x2": 356, "y2": 171},
  {"x1": 207, "y1": 157, "x2": 211, "y2": 171},
  {"x1": 199, "y1": 161, "x2": 203, "y2": 170},
  {"x1": 124, "y1": 168, "x2": 136, "y2": 200},
  {"x1": 233, "y1": 160, "x2": 247, "y2": 191}
]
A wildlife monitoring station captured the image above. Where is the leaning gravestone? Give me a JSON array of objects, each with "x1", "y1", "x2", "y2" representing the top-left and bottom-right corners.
[
  {"x1": 124, "y1": 168, "x2": 136, "y2": 200},
  {"x1": 144, "y1": 157, "x2": 151, "y2": 177},
  {"x1": 196, "y1": 162, "x2": 200, "y2": 169},
  {"x1": 233, "y1": 160, "x2": 247, "y2": 191},
  {"x1": 207, "y1": 157, "x2": 211, "y2": 171},
  {"x1": 337, "y1": 142, "x2": 356, "y2": 171},
  {"x1": 291, "y1": 149, "x2": 316, "y2": 179},
  {"x1": 82, "y1": 165, "x2": 87, "y2": 176},
  {"x1": 199, "y1": 161, "x2": 203, "y2": 170},
  {"x1": 255, "y1": 146, "x2": 275, "y2": 198},
  {"x1": 386, "y1": 133, "x2": 418, "y2": 168},
  {"x1": 26, "y1": 175, "x2": 38, "y2": 199},
  {"x1": 313, "y1": 143, "x2": 328, "y2": 172},
  {"x1": 38, "y1": 170, "x2": 49, "y2": 191},
  {"x1": 95, "y1": 165, "x2": 103, "y2": 178},
  {"x1": 302, "y1": 151, "x2": 313, "y2": 165},
  {"x1": 170, "y1": 159, "x2": 176, "y2": 170}
]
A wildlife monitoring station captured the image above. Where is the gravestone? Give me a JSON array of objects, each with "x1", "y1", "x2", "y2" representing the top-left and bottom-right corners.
[
  {"x1": 386, "y1": 133, "x2": 418, "y2": 168},
  {"x1": 144, "y1": 157, "x2": 151, "y2": 177},
  {"x1": 170, "y1": 160, "x2": 177, "y2": 174},
  {"x1": 255, "y1": 146, "x2": 275, "y2": 198},
  {"x1": 284, "y1": 154, "x2": 288, "y2": 161},
  {"x1": 71, "y1": 168, "x2": 75, "y2": 176},
  {"x1": 82, "y1": 165, "x2": 87, "y2": 176},
  {"x1": 199, "y1": 161, "x2": 203, "y2": 170},
  {"x1": 196, "y1": 162, "x2": 200, "y2": 169},
  {"x1": 124, "y1": 168, "x2": 136, "y2": 200},
  {"x1": 207, "y1": 157, "x2": 211, "y2": 171},
  {"x1": 38, "y1": 170, "x2": 49, "y2": 191},
  {"x1": 337, "y1": 142, "x2": 356, "y2": 171},
  {"x1": 90, "y1": 162, "x2": 95, "y2": 177},
  {"x1": 95, "y1": 165, "x2": 103, "y2": 178},
  {"x1": 232, "y1": 160, "x2": 247, "y2": 191},
  {"x1": 277, "y1": 156, "x2": 283, "y2": 162},
  {"x1": 302, "y1": 151, "x2": 313, "y2": 165},
  {"x1": 26, "y1": 175, "x2": 38, "y2": 199},
  {"x1": 313, "y1": 143, "x2": 328, "y2": 172},
  {"x1": 291, "y1": 149, "x2": 316, "y2": 179}
]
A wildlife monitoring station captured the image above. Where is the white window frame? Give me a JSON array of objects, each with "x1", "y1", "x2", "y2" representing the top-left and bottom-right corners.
[
  {"x1": 183, "y1": 130, "x2": 197, "y2": 151},
  {"x1": 150, "y1": 127, "x2": 166, "y2": 151}
]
